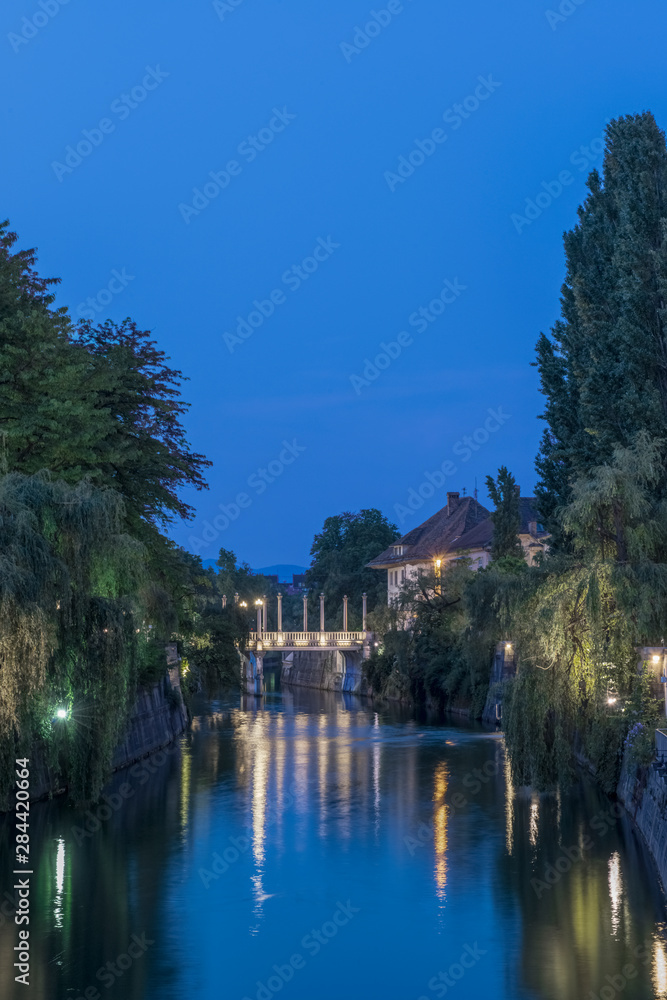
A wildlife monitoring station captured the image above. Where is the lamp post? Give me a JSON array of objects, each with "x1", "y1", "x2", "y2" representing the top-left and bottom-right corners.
[
  {"x1": 222, "y1": 595, "x2": 227, "y2": 609},
  {"x1": 343, "y1": 595, "x2": 348, "y2": 632},
  {"x1": 320, "y1": 593, "x2": 325, "y2": 633},
  {"x1": 277, "y1": 593, "x2": 283, "y2": 633},
  {"x1": 234, "y1": 592, "x2": 239, "y2": 606},
  {"x1": 303, "y1": 594, "x2": 308, "y2": 632},
  {"x1": 362, "y1": 593, "x2": 367, "y2": 633},
  {"x1": 263, "y1": 595, "x2": 268, "y2": 633},
  {"x1": 255, "y1": 599, "x2": 263, "y2": 638},
  {"x1": 435, "y1": 558, "x2": 442, "y2": 595}
]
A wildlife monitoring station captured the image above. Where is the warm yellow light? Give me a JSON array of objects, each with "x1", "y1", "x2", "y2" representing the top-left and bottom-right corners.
[
  {"x1": 240, "y1": 601, "x2": 247, "y2": 608},
  {"x1": 607, "y1": 696, "x2": 617, "y2": 705},
  {"x1": 505, "y1": 642, "x2": 512, "y2": 650},
  {"x1": 653, "y1": 655, "x2": 661, "y2": 663},
  {"x1": 255, "y1": 599, "x2": 263, "y2": 606},
  {"x1": 435, "y1": 559, "x2": 442, "y2": 568}
]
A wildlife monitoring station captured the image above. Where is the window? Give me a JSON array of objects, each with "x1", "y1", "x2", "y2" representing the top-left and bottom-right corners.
[
  {"x1": 401, "y1": 569, "x2": 405, "y2": 582},
  {"x1": 393, "y1": 545, "x2": 404, "y2": 556}
]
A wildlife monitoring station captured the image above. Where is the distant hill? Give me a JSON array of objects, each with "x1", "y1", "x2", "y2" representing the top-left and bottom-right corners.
[
  {"x1": 253, "y1": 564, "x2": 308, "y2": 581},
  {"x1": 201, "y1": 560, "x2": 307, "y2": 582}
]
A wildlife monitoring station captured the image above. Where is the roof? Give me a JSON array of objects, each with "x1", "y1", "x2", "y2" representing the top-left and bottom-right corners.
[
  {"x1": 367, "y1": 495, "x2": 492, "y2": 568},
  {"x1": 367, "y1": 494, "x2": 549, "y2": 569}
]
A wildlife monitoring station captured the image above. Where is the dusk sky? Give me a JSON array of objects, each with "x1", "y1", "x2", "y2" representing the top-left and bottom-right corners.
[{"x1": 3, "y1": 0, "x2": 666, "y2": 567}]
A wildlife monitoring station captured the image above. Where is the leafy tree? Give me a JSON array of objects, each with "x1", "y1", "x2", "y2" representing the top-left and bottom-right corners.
[
  {"x1": 535, "y1": 113, "x2": 667, "y2": 543},
  {"x1": 72, "y1": 320, "x2": 211, "y2": 538},
  {"x1": 0, "y1": 223, "x2": 210, "y2": 552},
  {"x1": 485, "y1": 466, "x2": 524, "y2": 562},
  {"x1": 305, "y1": 509, "x2": 399, "y2": 629},
  {"x1": 0, "y1": 471, "x2": 145, "y2": 804}
]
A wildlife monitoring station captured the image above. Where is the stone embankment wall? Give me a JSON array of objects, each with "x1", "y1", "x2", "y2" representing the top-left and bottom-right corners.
[
  {"x1": 617, "y1": 757, "x2": 667, "y2": 889},
  {"x1": 281, "y1": 650, "x2": 369, "y2": 695},
  {"x1": 22, "y1": 645, "x2": 189, "y2": 804}
]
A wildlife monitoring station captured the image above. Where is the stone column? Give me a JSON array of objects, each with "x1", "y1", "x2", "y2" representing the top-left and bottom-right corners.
[
  {"x1": 343, "y1": 595, "x2": 348, "y2": 631},
  {"x1": 222, "y1": 595, "x2": 227, "y2": 609},
  {"x1": 277, "y1": 593, "x2": 283, "y2": 632},
  {"x1": 303, "y1": 594, "x2": 308, "y2": 632},
  {"x1": 362, "y1": 593, "x2": 367, "y2": 632},
  {"x1": 234, "y1": 592, "x2": 239, "y2": 605},
  {"x1": 256, "y1": 602, "x2": 263, "y2": 638},
  {"x1": 320, "y1": 593, "x2": 325, "y2": 633},
  {"x1": 263, "y1": 595, "x2": 267, "y2": 632}
]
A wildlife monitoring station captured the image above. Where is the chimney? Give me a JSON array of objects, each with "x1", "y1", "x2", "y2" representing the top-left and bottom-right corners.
[{"x1": 447, "y1": 492, "x2": 460, "y2": 510}]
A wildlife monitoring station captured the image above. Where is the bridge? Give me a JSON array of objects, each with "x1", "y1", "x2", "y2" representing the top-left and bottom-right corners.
[{"x1": 233, "y1": 591, "x2": 374, "y2": 693}]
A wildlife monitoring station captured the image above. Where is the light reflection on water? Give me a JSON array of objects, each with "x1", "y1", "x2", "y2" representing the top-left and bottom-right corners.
[{"x1": 0, "y1": 684, "x2": 666, "y2": 1000}]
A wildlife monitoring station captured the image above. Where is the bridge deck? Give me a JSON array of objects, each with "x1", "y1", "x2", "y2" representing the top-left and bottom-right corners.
[{"x1": 246, "y1": 630, "x2": 367, "y2": 651}]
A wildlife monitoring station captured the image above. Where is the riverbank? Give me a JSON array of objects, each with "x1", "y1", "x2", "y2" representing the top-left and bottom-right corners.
[
  {"x1": 7, "y1": 646, "x2": 189, "y2": 807},
  {"x1": 617, "y1": 757, "x2": 667, "y2": 891}
]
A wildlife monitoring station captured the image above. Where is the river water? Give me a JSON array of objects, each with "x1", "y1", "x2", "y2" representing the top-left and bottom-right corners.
[{"x1": 1, "y1": 684, "x2": 666, "y2": 1000}]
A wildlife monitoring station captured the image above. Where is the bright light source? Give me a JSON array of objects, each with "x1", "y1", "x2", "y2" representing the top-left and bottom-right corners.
[
  {"x1": 435, "y1": 559, "x2": 442, "y2": 568},
  {"x1": 607, "y1": 697, "x2": 617, "y2": 705},
  {"x1": 56, "y1": 708, "x2": 68, "y2": 720},
  {"x1": 505, "y1": 642, "x2": 512, "y2": 650},
  {"x1": 653, "y1": 655, "x2": 661, "y2": 663}
]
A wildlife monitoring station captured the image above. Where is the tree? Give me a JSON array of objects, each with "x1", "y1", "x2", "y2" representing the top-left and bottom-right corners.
[
  {"x1": 72, "y1": 320, "x2": 211, "y2": 537},
  {"x1": 535, "y1": 113, "x2": 667, "y2": 543},
  {"x1": 0, "y1": 221, "x2": 210, "y2": 559},
  {"x1": 305, "y1": 509, "x2": 399, "y2": 628},
  {"x1": 485, "y1": 466, "x2": 524, "y2": 562}
]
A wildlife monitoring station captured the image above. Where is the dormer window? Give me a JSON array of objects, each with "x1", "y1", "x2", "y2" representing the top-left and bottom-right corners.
[{"x1": 393, "y1": 545, "x2": 404, "y2": 557}]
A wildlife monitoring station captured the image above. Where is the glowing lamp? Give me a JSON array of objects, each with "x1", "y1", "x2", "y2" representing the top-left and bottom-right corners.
[
  {"x1": 607, "y1": 697, "x2": 617, "y2": 705},
  {"x1": 653, "y1": 655, "x2": 661, "y2": 663},
  {"x1": 55, "y1": 708, "x2": 68, "y2": 720}
]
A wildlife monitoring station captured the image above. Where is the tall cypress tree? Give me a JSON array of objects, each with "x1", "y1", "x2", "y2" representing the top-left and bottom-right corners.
[
  {"x1": 485, "y1": 466, "x2": 524, "y2": 562},
  {"x1": 535, "y1": 113, "x2": 667, "y2": 544}
]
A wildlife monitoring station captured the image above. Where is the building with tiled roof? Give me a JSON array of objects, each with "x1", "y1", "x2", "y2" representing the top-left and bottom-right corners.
[{"x1": 367, "y1": 490, "x2": 549, "y2": 605}]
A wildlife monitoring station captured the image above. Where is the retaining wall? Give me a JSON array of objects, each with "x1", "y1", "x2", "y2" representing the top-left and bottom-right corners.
[{"x1": 18, "y1": 646, "x2": 188, "y2": 805}]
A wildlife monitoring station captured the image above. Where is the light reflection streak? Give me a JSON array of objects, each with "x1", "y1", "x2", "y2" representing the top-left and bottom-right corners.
[
  {"x1": 318, "y1": 714, "x2": 328, "y2": 833},
  {"x1": 654, "y1": 937, "x2": 667, "y2": 998},
  {"x1": 529, "y1": 798, "x2": 539, "y2": 847},
  {"x1": 433, "y1": 762, "x2": 448, "y2": 901},
  {"x1": 373, "y1": 741, "x2": 381, "y2": 837},
  {"x1": 504, "y1": 752, "x2": 514, "y2": 856},
  {"x1": 251, "y1": 716, "x2": 269, "y2": 921},
  {"x1": 335, "y1": 713, "x2": 352, "y2": 840},
  {"x1": 608, "y1": 852, "x2": 622, "y2": 936},
  {"x1": 180, "y1": 746, "x2": 191, "y2": 835},
  {"x1": 53, "y1": 838, "x2": 65, "y2": 929}
]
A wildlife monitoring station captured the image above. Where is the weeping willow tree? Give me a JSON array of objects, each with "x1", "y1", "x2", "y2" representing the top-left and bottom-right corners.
[
  {"x1": 0, "y1": 471, "x2": 145, "y2": 804},
  {"x1": 504, "y1": 434, "x2": 667, "y2": 790}
]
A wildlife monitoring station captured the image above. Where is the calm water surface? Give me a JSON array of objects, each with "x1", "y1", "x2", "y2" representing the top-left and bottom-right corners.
[{"x1": 1, "y1": 683, "x2": 666, "y2": 999}]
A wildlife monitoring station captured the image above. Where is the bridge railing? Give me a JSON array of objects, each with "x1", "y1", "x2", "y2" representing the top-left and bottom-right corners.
[{"x1": 246, "y1": 630, "x2": 366, "y2": 648}]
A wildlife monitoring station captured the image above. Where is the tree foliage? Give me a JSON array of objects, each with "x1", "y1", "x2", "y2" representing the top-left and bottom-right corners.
[
  {"x1": 0, "y1": 219, "x2": 219, "y2": 803},
  {"x1": 305, "y1": 509, "x2": 399, "y2": 629},
  {"x1": 506, "y1": 113, "x2": 667, "y2": 788},
  {"x1": 486, "y1": 466, "x2": 524, "y2": 561}
]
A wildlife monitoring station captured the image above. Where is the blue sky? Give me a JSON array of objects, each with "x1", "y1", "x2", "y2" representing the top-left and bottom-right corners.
[{"x1": 2, "y1": 0, "x2": 666, "y2": 566}]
